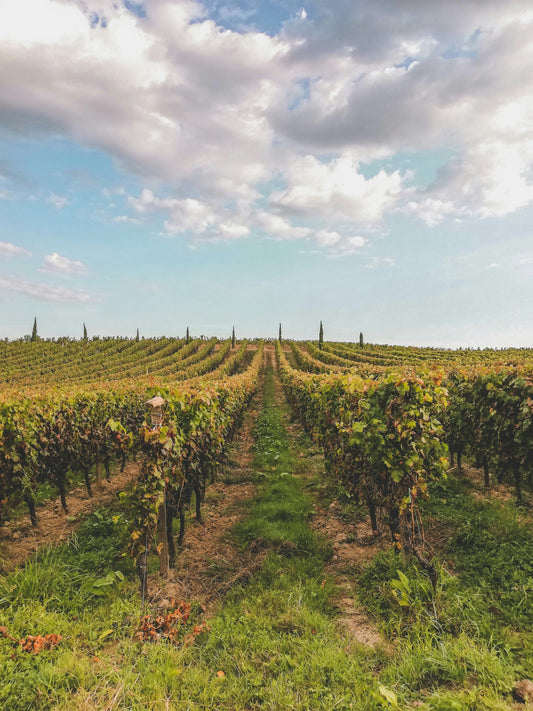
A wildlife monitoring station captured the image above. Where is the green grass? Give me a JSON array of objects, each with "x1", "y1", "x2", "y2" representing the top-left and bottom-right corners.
[
  {"x1": 352, "y1": 474, "x2": 533, "y2": 710},
  {"x1": 1, "y1": 368, "x2": 382, "y2": 710},
  {"x1": 0, "y1": 507, "x2": 139, "y2": 710}
]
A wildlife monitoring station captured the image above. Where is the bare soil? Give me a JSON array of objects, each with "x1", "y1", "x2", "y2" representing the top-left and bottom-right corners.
[
  {"x1": 0, "y1": 463, "x2": 139, "y2": 572},
  {"x1": 312, "y1": 501, "x2": 389, "y2": 649},
  {"x1": 461, "y1": 463, "x2": 516, "y2": 504}
]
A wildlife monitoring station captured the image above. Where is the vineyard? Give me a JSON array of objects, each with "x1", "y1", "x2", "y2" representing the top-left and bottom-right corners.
[{"x1": 0, "y1": 336, "x2": 532, "y2": 710}]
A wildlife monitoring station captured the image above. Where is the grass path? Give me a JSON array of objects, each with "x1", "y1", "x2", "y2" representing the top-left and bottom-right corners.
[{"x1": 161, "y1": 363, "x2": 387, "y2": 710}]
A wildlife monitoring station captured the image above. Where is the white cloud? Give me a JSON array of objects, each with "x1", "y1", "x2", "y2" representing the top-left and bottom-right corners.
[
  {"x1": 0, "y1": 0, "x2": 287, "y2": 200},
  {"x1": 313, "y1": 230, "x2": 366, "y2": 255},
  {"x1": 365, "y1": 257, "x2": 396, "y2": 269},
  {"x1": 128, "y1": 189, "x2": 169, "y2": 214},
  {"x1": 0, "y1": 275, "x2": 101, "y2": 303},
  {"x1": 1, "y1": 0, "x2": 533, "y2": 239},
  {"x1": 39, "y1": 252, "x2": 88, "y2": 275},
  {"x1": 329, "y1": 235, "x2": 366, "y2": 256},
  {"x1": 314, "y1": 229, "x2": 341, "y2": 247},
  {"x1": 216, "y1": 221, "x2": 250, "y2": 239},
  {"x1": 0, "y1": 241, "x2": 31, "y2": 257},
  {"x1": 129, "y1": 190, "x2": 218, "y2": 234},
  {"x1": 272, "y1": 155, "x2": 404, "y2": 224},
  {"x1": 129, "y1": 187, "x2": 252, "y2": 240},
  {"x1": 277, "y1": 4, "x2": 533, "y2": 222},
  {"x1": 130, "y1": 190, "x2": 214, "y2": 230},
  {"x1": 163, "y1": 201, "x2": 216, "y2": 234},
  {"x1": 255, "y1": 211, "x2": 310, "y2": 240},
  {"x1": 423, "y1": 142, "x2": 533, "y2": 220},
  {"x1": 112, "y1": 214, "x2": 140, "y2": 224},
  {"x1": 404, "y1": 198, "x2": 455, "y2": 227},
  {"x1": 47, "y1": 193, "x2": 68, "y2": 209}
]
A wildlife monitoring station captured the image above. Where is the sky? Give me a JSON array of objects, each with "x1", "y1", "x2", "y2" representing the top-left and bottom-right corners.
[{"x1": 1, "y1": 0, "x2": 533, "y2": 347}]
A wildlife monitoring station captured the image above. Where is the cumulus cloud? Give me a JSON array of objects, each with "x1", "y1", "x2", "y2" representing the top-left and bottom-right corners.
[
  {"x1": 271, "y1": 155, "x2": 404, "y2": 224},
  {"x1": 131, "y1": 190, "x2": 217, "y2": 233},
  {"x1": 424, "y1": 143, "x2": 533, "y2": 221},
  {"x1": 0, "y1": 275, "x2": 101, "y2": 303},
  {"x1": 0, "y1": 241, "x2": 31, "y2": 257},
  {"x1": 404, "y1": 198, "x2": 455, "y2": 227},
  {"x1": 254, "y1": 211, "x2": 310, "y2": 240},
  {"x1": 214, "y1": 221, "x2": 250, "y2": 240},
  {"x1": 39, "y1": 252, "x2": 88, "y2": 275},
  {"x1": 127, "y1": 187, "x2": 253, "y2": 240},
  {"x1": 324, "y1": 236, "x2": 366, "y2": 257},
  {"x1": 1, "y1": 0, "x2": 533, "y2": 243},
  {"x1": 0, "y1": 0, "x2": 286, "y2": 199},
  {"x1": 283, "y1": 1, "x2": 533, "y2": 72}
]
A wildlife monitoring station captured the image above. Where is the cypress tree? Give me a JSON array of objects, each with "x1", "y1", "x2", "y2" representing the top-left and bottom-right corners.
[
  {"x1": 186, "y1": 327, "x2": 190, "y2": 344},
  {"x1": 278, "y1": 323, "x2": 282, "y2": 344},
  {"x1": 83, "y1": 323, "x2": 88, "y2": 341},
  {"x1": 31, "y1": 317, "x2": 38, "y2": 342},
  {"x1": 136, "y1": 328, "x2": 140, "y2": 342},
  {"x1": 318, "y1": 321, "x2": 324, "y2": 350},
  {"x1": 232, "y1": 326, "x2": 235, "y2": 348},
  {"x1": 359, "y1": 331, "x2": 364, "y2": 348}
]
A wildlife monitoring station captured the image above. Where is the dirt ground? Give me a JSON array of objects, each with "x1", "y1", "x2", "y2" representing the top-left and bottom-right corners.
[
  {"x1": 311, "y1": 499, "x2": 389, "y2": 649},
  {"x1": 0, "y1": 463, "x2": 139, "y2": 572},
  {"x1": 463, "y1": 463, "x2": 517, "y2": 503}
]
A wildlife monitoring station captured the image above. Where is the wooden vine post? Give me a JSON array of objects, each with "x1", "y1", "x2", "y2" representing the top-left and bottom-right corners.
[
  {"x1": 95, "y1": 447, "x2": 103, "y2": 490},
  {"x1": 145, "y1": 395, "x2": 169, "y2": 576}
]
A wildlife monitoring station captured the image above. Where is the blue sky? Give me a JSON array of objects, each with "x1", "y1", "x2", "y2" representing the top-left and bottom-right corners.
[{"x1": 1, "y1": 0, "x2": 533, "y2": 346}]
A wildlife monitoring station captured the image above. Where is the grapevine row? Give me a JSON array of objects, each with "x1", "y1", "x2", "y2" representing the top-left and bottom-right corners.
[{"x1": 276, "y1": 342, "x2": 448, "y2": 572}]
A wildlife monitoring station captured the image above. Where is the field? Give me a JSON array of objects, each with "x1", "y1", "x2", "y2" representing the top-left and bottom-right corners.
[{"x1": 0, "y1": 336, "x2": 532, "y2": 710}]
